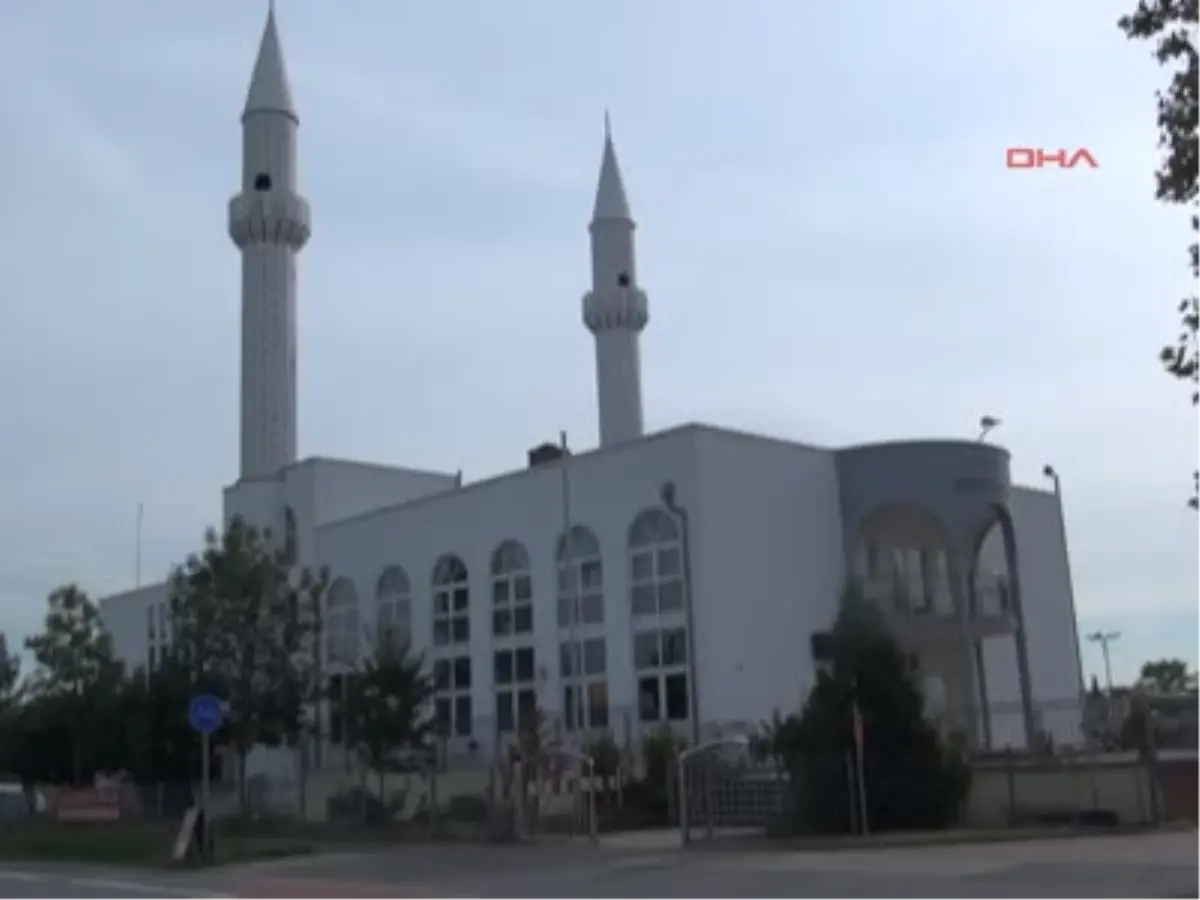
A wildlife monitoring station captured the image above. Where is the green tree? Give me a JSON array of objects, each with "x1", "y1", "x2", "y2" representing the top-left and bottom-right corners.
[
  {"x1": 770, "y1": 587, "x2": 970, "y2": 833},
  {"x1": 23, "y1": 585, "x2": 124, "y2": 784},
  {"x1": 169, "y1": 518, "x2": 309, "y2": 813},
  {"x1": 120, "y1": 654, "x2": 199, "y2": 786},
  {"x1": 1119, "y1": 0, "x2": 1199, "y2": 508},
  {"x1": 1138, "y1": 656, "x2": 1196, "y2": 693},
  {"x1": 342, "y1": 636, "x2": 434, "y2": 808}
]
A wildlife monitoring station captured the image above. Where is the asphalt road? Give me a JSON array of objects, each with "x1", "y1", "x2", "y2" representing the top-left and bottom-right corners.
[{"x1": 0, "y1": 830, "x2": 1194, "y2": 898}]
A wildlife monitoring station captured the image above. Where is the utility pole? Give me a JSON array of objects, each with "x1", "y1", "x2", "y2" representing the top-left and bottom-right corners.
[{"x1": 1086, "y1": 631, "x2": 1120, "y2": 694}]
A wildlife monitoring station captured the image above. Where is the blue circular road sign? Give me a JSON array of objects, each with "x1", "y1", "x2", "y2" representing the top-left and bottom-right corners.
[{"x1": 188, "y1": 694, "x2": 223, "y2": 735}]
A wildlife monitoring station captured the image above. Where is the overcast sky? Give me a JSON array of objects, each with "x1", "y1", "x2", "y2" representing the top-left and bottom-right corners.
[{"x1": 0, "y1": 0, "x2": 1194, "y2": 686}]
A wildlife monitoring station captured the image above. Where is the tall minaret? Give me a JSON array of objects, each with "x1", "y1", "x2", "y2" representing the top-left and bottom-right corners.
[
  {"x1": 228, "y1": 3, "x2": 310, "y2": 480},
  {"x1": 583, "y1": 117, "x2": 649, "y2": 447}
]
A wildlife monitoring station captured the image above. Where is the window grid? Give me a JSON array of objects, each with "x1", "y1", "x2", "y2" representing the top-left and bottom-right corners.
[
  {"x1": 432, "y1": 555, "x2": 470, "y2": 648},
  {"x1": 494, "y1": 647, "x2": 537, "y2": 734},
  {"x1": 491, "y1": 541, "x2": 534, "y2": 639},
  {"x1": 628, "y1": 509, "x2": 689, "y2": 727},
  {"x1": 376, "y1": 566, "x2": 412, "y2": 650},
  {"x1": 325, "y1": 577, "x2": 360, "y2": 668},
  {"x1": 560, "y1": 637, "x2": 609, "y2": 732},
  {"x1": 433, "y1": 654, "x2": 473, "y2": 738}
]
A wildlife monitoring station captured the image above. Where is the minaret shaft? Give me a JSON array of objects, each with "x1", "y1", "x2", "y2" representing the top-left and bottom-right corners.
[
  {"x1": 583, "y1": 122, "x2": 648, "y2": 448},
  {"x1": 229, "y1": 7, "x2": 309, "y2": 481}
]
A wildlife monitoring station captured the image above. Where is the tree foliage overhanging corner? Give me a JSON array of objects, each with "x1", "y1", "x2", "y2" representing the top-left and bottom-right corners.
[
  {"x1": 769, "y1": 586, "x2": 970, "y2": 834},
  {"x1": 1119, "y1": 0, "x2": 1199, "y2": 509}
]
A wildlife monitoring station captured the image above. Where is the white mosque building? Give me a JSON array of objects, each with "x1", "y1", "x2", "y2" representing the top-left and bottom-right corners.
[{"x1": 98, "y1": 8, "x2": 1086, "y2": 765}]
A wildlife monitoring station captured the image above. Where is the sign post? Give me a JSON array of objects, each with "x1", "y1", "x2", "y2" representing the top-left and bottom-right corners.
[{"x1": 187, "y1": 694, "x2": 223, "y2": 861}]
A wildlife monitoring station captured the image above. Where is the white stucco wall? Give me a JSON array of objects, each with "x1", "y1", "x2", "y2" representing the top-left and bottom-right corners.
[
  {"x1": 99, "y1": 581, "x2": 169, "y2": 671},
  {"x1": 313, "y1": 426, "x2": 700, "y2": 751},
  {"x1": 689, "y1": 427, "x2": 844, "y2": 732}
]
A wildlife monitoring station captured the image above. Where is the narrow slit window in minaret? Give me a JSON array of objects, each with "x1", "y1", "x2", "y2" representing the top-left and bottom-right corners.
[
  {"x1": 254, "y1": 172, "x2": 272, "y2": 191},
  {"x1": 617, "y1": 272, "x2": 630, "y2": 287}
]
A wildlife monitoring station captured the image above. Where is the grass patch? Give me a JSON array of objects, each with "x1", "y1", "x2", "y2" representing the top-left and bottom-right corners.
[
  {"x1": 0, "y1": 819, "x2": 316, "y2": 868},
  {"x1": 0, "y1": 821, "x2": 172, "y2": 865}
]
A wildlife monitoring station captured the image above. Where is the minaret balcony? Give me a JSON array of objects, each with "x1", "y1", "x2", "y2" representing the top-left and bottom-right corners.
[
  {"x1": 583, "y1": 286, "x2": 648, "y2": 333},
  {"x1": 229, "y1": 192, "x2": 311, "y2": 249}
]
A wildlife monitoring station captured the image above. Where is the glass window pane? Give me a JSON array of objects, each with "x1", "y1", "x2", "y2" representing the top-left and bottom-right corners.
[
  {"x1": 432, "y1": 662, "x2": 451, "y2": 691},
  {"x1": 433, "y1": 620, "x2": 450, "y2": 646},
  {"x1": 517, "y1": 689, "x2": 538, "y2": 732},
  {"x1": 513, "y1": 575, "x2": 533, "y2": 602},
  {"x1": 494, "y1": 650, "x2": 513, "y2": 685},
  {"x1": 452, "y1": 616, "x2": 470, "y2": 643},
  {"x1": 656, "y1": 547, "x2": 681, "y2": 577},
  {"x1": 638, "y1": 676, "x2": 661, "y2": 723},
  {"x1": 563, "y1": 685, "x2": 577, "y2": 731},
  {"x1": 631, "y1": 584, "x2": 656, "y2": 616},
  {"x1": 434, "y1": 591, "x2": 449, "y2": 615},
  {"x1": 557, "y1": 596, "x2": 576, "y2": 628},
  {"x1": 662, "y1": 628, "x2": 688, "y2": 666},
  {"x1": 634, "y1": 632, "x2": 660, "y2": 670},
  {"x1": 559, "y1": 642, "x2": 576, "y2": 679},
  {"x1": 630, "y1": 551, "x2": 654, "y2": 582},
  {"x1": 453, "y1": 656, "x2": 472, "y2": 689},
  {"x1": 513, "y1": 605, "x2": 534, "y2": 634},
  {"x1": 515, "y1": 647, "x2": 535, "y2": 683},
  {"x1": 492, "y1": 580, "x2": 510, "y2": 606},
  {"x1": 583, "y1": 638, "x2": 606, "y2": 675},
  {"x1": 580, "y1": 560, "x2": 602, "y2": 588},
  {"x1": 453, "y1": 587, "x2": 470, "y2": 612},
  {"x1": 496, "y1": 691, "x2": 513, "y2": 733},
  {"x1": 378, "y1": 602, "x2": 395, "y2": 628},
  {"x1": 557, "y1": 566, "x2": 573, "y2": 594},
  {"x1": 454, "y1": 695, "x2": 473, "y2": 736},
  {"x1": 492, "y1": 608, "x2": 512, "y2": 637},
  {"x1": 665, "y1": 673, "x2": 689, "y2": 721},
  {"x1": 587, "y1": 681, "x2": 609, "y2": 729},
  {"x1": 581, "y1": 592, "x2": 604, "y2": 624},
  {"x1": 435, "y1": 698, "x2": 451, "y2": 735},
  {"x1": 658, "y1": 580, "x2": 684, "y2": 612}
]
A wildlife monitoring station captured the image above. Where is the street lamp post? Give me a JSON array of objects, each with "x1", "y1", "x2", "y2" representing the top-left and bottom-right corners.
[
  {"x1": 1042, "y1": 465, "x2": 1085, "y2": 700},
  {"x1": 661, "y1": 481, "x2": 701, "y2": 746},
  {"x1": 1086, "y1": 631, "x2": 1121, "y2": 694}
]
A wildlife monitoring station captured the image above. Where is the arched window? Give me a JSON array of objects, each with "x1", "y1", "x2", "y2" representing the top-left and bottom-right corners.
[
  {"x1": 556, "y1": 526, "x2": 604, "y2": 628},
  {"x1": 431, "y1": 554, "x2": 472, "y2": 738},
  {"x1": 375, "y1": 565, "x2": 411, "y2": 650},
  {"x1": 628, "y1": 508, "x2": 689, "y2": 725},
  {"x1": 556, "y1": 525, "x2": 608, "y2": 732},
  {"x1": 325, "y1": 577, "x2": 360, "y2": 669},
  {"x1": 490, "y1": 540, "x2": 533, "y2": 638},
  {"x1": 491, "y1": 540, "x2": 536, "y2": 734}
]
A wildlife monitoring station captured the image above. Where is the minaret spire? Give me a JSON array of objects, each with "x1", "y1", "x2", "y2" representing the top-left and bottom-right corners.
[
  {"x1": 582, "y1": 116, "x2": 649, "y2": 447},
  {"x1": 244, "y1": 1, "x2": 296, "y2": 121},
  {"x1": 228, "y1": 4, "x2": 311, "y2": 481}
]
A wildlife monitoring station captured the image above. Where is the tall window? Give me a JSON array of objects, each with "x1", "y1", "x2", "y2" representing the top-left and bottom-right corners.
[
  {"x1": 556, "y1": 526, "x2": 604, "y2": 628},
  {"x1": 628, "y1": 509, "x2": 683, "y2": 618},
  {"x1": 432, "y1": 554, "x2": 470, "y2": 647},
  {"x1": 628, "y1": 508, "x2": 689, "y2": 727},
  {"x1": 494, "y1": 647, "x2": 537, "y2": 734},
  {"x1": 376, "y1": 565, "x2": 411, "y2": 650},
  {"x1": 325, "y1": 577, "x2": 360, "y2": 668},
  {"x1": 634, "y1": 628, "x2": 689, "y2": 723},
  {"x1": 431, "y1": 554, "x2": 472, "y2": 738},
  {"x1": 490, "y1": 541, "x2": 533, "y2": 638},
  {"x1": 433, "y1": 655, "x2": 472, "y2": 737},
  {"x1": 557, "y1": 525, "x2": 607, "y2": 732},
  {"x1": 146, "y1": 601, "x2": 170, "y2": 671},
  {"x1": 560, "y1": 637, "x2": 609, "y2": 731}
]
